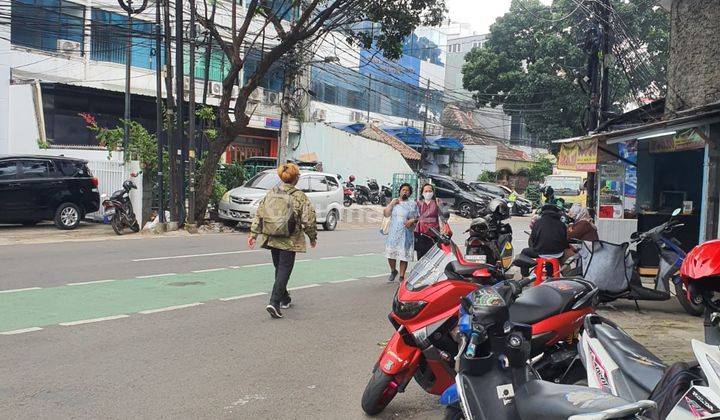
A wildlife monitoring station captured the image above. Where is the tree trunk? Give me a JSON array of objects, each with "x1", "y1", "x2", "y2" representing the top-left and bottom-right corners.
[
  {"x1": 194, "y1": 136, "x2": 230, "y2": 222},
  {"x1": 142, "y1": 170, "x2": 155, "y2": 227}
]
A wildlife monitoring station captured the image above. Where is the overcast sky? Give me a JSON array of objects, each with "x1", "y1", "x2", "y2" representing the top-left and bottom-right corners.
[{"x1": 446, "y1": 0, "x2": 553, "y2": 34}]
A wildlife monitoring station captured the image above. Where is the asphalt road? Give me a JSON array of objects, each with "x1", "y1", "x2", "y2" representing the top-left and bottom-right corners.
[{"x1": 0, "y1": 217, "x2": 534, "y2": 419}]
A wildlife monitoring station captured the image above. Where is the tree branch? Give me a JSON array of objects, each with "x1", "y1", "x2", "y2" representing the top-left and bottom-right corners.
[{"x1": 258, "y1": 0, "x2": 287, "y2": 40}]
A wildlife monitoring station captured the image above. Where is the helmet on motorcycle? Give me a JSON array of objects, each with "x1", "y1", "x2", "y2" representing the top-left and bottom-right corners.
[
  {"x1": 469, "y1": 217, "x2": 489, "y2": 238},
  {"x1": 349, "y1": 175, "x2": 356, "y2": 182},
  {"x1": 123, "y1": 180, "x2": 137, "y2": 191},
  {"x1": 487, "y1": 198, "x2": 510, "y2": 220}
]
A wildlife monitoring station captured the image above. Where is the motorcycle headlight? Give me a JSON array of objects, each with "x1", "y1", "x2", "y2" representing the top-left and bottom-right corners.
[
  {"x1": 393, "y1": 296, "x2": 427, "y2": 320},
  {"x1": 221, "y1": 191, "x2": 230, "y2": 203}
]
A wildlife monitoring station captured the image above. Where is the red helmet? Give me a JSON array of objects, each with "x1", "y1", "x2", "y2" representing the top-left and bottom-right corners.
[{"x1": 681, "y1": 239, "x2": 720, "y2": 291}]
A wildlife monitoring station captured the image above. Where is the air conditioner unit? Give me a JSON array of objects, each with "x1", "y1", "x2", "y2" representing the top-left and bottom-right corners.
[
  {"x1": 56, "y1": 39, "x2": 81, "y2": 56},
  {"x1": 267, "y1": 91, "x2": 281, "y2": 105},
  {"x1": 248, "y1": 87, "x2": 264, "y2": 102},
  {"x1": 312, "y1": 109, "x2": 327, "y2": 121},
  {"x1": 210, "y1": 81, "x2": 223, "y2": 97},
  {"x1": 350, "y1": 111, "x2": 365, "y2": 122}
]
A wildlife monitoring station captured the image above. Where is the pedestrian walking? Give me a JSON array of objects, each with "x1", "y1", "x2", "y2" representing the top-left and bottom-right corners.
[
  {"x1": 414, "y1": 183, "x2": 447, "y2": 260},
  {"x1": 248, "y1": 163, "x2": 317, "y2": 319},
  {"x1": 383, "y1": 183, "x2": 418, "y2": 283}
]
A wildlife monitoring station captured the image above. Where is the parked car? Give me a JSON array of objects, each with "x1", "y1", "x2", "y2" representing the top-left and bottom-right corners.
[
  {"x1": 470, "y1": 181, "x2": 532, "y2": 215},
  {"x1": 425, "y1": 173, "x2": 490, "y2": 218},
  {"x1": 218, "y1": 169, "x2": 343, "y2": 230},
  {"x1": 0, "y1": 155, "x2": 100, "y2": 229}
]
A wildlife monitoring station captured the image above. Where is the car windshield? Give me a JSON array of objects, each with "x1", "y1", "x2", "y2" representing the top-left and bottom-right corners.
[
  {"x1": 455, "y1": 180, "x2": 472, "y2": 191},
  {"x1": 244, "y1": 172, "x2": 281, "y2": 190},
  {"x1": 545, "y1": 176, "x2": 583, "y2": 195},
  {"x1": 480, "y1": 183, "x2": 506, "y2": 196},
  {"x1": 405, "y1": 246, "x2": 457, "y2": 291}
]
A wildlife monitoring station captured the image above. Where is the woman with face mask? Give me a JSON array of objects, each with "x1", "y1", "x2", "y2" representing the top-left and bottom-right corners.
[
  {"x1": 382, "y1": 183, "x2": 418, "y2": 282},
  {"x1": 414, "y1": 183, "x2": 448, "y2": 259}
]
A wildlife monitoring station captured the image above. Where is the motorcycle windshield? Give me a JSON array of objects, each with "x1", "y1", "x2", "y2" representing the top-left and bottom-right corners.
[{"x1": 405, "y1": 246, "x2": 457, "y2": 291}]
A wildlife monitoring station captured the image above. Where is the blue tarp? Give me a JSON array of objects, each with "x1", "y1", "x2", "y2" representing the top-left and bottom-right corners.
[
  {"x1": 428, "y1": 136, "x2": 464, "y2": 151},
  {"x1": 331, "y1": 122, "x2": 367, "y2": 134}
]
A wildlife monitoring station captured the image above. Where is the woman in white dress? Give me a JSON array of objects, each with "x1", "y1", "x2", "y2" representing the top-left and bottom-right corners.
[{"x1": 383, "y1": 183, "x2": 418, "y2": 282}]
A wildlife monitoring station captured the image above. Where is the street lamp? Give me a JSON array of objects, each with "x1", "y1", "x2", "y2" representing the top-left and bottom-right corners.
[{"x1": 117, "y1": 0, "x2": 148, "y2": 158}]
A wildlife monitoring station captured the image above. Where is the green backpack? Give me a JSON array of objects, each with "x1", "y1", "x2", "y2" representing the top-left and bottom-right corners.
[{"x1": 260, "y1": 187, "x2": 297, "y2": 237}]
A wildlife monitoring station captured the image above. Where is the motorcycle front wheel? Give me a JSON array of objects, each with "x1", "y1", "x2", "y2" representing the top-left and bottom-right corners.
[
  {"x1": 129, "y1": 220, "x2": 140, "y2": 233},
  {"x1": 675, "y1": 282, "x2": 704, "y2": 316},
  {"x1": 110, "y1": 213, "x2": 124, "y2": 235},
  {"x1": 343, "y1": 198, "x2": 352, "y2": 207},
  {"x1": 361, "y1": 368, "x2": 398, "y2": 416}
]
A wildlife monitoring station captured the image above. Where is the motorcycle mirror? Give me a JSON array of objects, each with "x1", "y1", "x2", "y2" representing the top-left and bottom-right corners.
[{"x1": 672, "y1": 208, "x2": 681, "y2": 217}]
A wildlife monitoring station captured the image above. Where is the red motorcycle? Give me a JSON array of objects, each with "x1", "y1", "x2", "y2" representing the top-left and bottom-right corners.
[
  {"x1": 361, "y1": 228, "x2": 598, "y2": 415},
  {"x1": 343, "y1": 186, "x2": 353, "y2": 207}
]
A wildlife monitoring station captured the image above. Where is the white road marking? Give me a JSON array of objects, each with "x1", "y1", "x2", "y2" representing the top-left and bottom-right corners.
[
  {"x1": 295, "y1": 259, "x2": 310, "y2": 263},
  {"x1": 67, "y1": 279, "x2": 116, "y2": 286},
  {"x1": 329, "y1": 278, "x2": 360, "y2": 284},
  {"x1": 287, "y1": 284, "x2": 321, "y2": 291},
  {"x1": 241, "y1": 263, "x2": 272, "y2": 268},
  {"x1": 132, "y1": 250, "x2": 260, "y2": 262},
  {"x1": 136, "y1": 273, "x2": 176, "y2": 279},
  {"x1": 192, "y1": 268, "x2": 227, "y2": 273},
  {"x1": 320, "y1": 256, "x2": 344, "y2": 260},
  {"x1": 228, "y1": 266, "x2": 241, "y2": 269},
  {"x1": 59, "y1": 314, "x2": 129, "y2": 326},
  {"x1": 219, "y1": 292, "x2": 268, "y2": 301},
  {"x1": 0, "y1": 327, "x2": 43, "y2": 335},
  {"x1": 139, "y1": 302, "x2": 203, "y2": 314},
  {"x1": 366, "y1": 274, "x2": 388, "y2": 278},
  {"x1": 0, "y1": 287, "x2": 42, "y2": 294},
  {"x1": 354, "y1": 253, "x2": 375, "y2": 257}
]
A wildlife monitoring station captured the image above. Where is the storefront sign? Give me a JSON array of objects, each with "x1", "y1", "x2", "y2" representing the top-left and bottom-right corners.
[
  {"x1": 557, "y1": 139, "x2": 598, "y2": 172},
  {"x1": 649, "y1": 128, "x2": 708, "y2": 154},
  {"x1": 265, "y1": 118, "x2": 281, "y2": 129}
]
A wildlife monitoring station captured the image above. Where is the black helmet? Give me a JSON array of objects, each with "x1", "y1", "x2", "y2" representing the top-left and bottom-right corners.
[
  {"x1": 488, "y1": 198, "x2": 510, "y2": 220},
  {"x1": 123, "y1": 180, "x2": 137, "y2": 191},
  {"x1": 469, "y1": 217, "x2": 489, "y2": 238}
]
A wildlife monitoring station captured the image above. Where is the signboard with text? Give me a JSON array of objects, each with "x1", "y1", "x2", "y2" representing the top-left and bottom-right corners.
[
  {"x1": 649, "y1": 128, "x2": 708, "y2": 154},
  {"x1": 557, "y1": 139, "x2": 598, "y2": 172}
]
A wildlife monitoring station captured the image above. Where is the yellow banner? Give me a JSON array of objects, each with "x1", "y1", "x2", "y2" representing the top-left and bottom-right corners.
[
  {"x1": 557, "y1": 139, "x2": 597, "y2": 172},
  {"x1": 649, "y1": 128, "x2": 708, "y2": 154}
]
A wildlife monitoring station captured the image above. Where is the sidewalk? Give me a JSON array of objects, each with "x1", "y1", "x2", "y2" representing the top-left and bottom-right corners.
[{"x1": 0, "y1": 222, "x2": 189, "y2": 246}]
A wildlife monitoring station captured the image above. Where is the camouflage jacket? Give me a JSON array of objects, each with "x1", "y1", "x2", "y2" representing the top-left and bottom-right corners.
[{"x1": 250, "y1": 183, "x2": 318, "y2": 253}]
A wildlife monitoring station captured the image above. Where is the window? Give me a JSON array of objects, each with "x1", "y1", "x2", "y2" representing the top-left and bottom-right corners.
[
  {"x1": 11, "y1": 0, "x2": 85, "y2": 52},
  {"x1": 325, "y1": 176, "x2": 339, "y2": 190},
  {"x1": 91, "y1": 9, "x2": 158, "y2": 70},
  {"x1": 434, "y1": 179, "x2": 455, "y2": 191},
  {"x1": 58, "y1": 160, "x2": 90, "y2": 177},
  {"x1": 296, "y1": 177, "x2": 311, "y2": 192},
  {"x1": 308, "y1": 176, "x2": 328, "y2": 192},
  {"x1": 243, "y1": 49, "x2": 284, "y2": 92},
  {"x1": 20, "y1": 160, "x2": 50, "y2": 178},
  {"x1": 184, "y1": 44, "x2": 229, "y2": 82},
  {"x1": 0, "y1": 161, "x2": 19, "y2": 180}
]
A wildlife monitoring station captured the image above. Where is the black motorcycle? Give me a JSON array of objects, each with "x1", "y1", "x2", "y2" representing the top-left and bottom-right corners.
[
  {"x1": 465, "y1": 199, "x2": 514, "y2": 271},
  {"x1": 102, "y1": 180, "x2": 140, "y2": 235},
  {"x1": 354, "y1": 184, "x2": 372, "y2": 205}
]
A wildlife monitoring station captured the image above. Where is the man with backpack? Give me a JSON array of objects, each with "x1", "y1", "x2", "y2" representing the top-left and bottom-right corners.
[{"x1": 248, "y1": 163, "x2": 317, "y2": 319}]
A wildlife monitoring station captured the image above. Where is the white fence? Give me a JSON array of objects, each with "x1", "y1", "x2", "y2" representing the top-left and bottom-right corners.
[{"x1": 85, "y1": 160, "x2": 143, "y2": 223}]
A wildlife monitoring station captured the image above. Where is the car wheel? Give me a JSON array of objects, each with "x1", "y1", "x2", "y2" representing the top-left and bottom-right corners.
[
  {"x1": 458, "y1": 202, "x2": 473, "y2": 218},
  {"x1": 54, "y1": 203, "x2": 81, "y2": 230},
  {"x1": 222, "y1": 219, "x2": 239, "y2": 227},
  {"x1": 323, "y1": 209, "x2": 339, "y2": 231}
]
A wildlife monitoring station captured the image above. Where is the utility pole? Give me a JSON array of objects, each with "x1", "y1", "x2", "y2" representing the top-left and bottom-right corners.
[
  {"x1": 174, "y1": 0, "x2": 185, "y2": 224},
  {"x1": 419, "y1": 79, "x2": 430, "y2": 172},
  {"x1": 161, "y1": 0, "x2": 178, "y2": 224},
  {"x1": 277, "y1": 67, "x2": 292, "y2": 165},
  {"x1": 118, "y1": 0, "x2": 148, "y2": 158},
  {"x1": 154, "y1": 0, "x2": 164, "y2": 224},
  {"x1": 187, "y1": 0, "x2": 197, "y2": 225},
  {"x1": 598, "y1": 0, "x2": 612, "y2": 126},
  {"x1": 366, "y1": 74, "x2": 372, "y2": 122}
]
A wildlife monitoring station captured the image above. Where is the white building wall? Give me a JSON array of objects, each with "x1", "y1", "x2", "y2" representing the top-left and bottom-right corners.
[
  {"x1": 462, "y1": 145, "x2": 497, "y2": 182},
  {"x1": 291, "y1": 122, "x2": 414, "y2": 186},
  {"x1": 0, "y1": 18, "x2": 10, "y2": 155}
]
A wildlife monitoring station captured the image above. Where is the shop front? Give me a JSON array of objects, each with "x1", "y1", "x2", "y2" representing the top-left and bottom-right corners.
[{"x1": 554, "y1": 106, "x2": 720, "y2": 271}]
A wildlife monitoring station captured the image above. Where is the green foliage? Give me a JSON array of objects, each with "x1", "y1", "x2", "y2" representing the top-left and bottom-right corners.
[
  {"x1": 217, "y1": 162, "x2": 247, "y2": 191},
  {"x1": 526, "y1": 155, "x2": 554, "y2": 182},
  {"x1": 462, "y1": 0, "x2": 669, "y2": 143},
  {"x1": 80, "y1": 113, "x2": 159, "y2": 170},
  {"x1": 37, "y1": 138, "x2": 50, "y2": 149},
  {"x1": 477, "y1": 171, "x2": 498, "y2": 182}
]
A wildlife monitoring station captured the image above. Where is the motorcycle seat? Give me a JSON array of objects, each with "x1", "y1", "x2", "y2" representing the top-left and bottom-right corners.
[
  {"x1": 516, "y1": 380, "x2": 655, "y2": 420},
  {"x1": 447, "y1": 260, "x2": 500, "y2": 279},
  {"x1": 509, "y1": 280, "x2": 593, "y2": 325},
  {"x1": 513, "y1": 252, "x2": 538, "y2": 271},
  {"x1": 590, "y1": 321, "x2": 666, "y2": 401}
]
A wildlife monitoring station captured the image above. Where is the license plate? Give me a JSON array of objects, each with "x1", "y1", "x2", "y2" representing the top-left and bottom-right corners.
[{"x1": 466, "y1": 254, "x2": 487, "y2": 263}]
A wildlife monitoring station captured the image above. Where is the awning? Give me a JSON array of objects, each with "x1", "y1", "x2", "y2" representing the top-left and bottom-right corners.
[{"x1": 428, "y1": 136, "x2": 464, "y2": 151}]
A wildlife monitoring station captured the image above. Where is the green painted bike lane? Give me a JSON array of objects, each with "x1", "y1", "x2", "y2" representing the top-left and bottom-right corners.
[{"x1": 0, "y1": 254, "x2": 388, "y2": 332}]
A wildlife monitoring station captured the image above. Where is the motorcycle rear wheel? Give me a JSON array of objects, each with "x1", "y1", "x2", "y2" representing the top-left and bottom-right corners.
[
  {"x1": 361, "y1": 368, "x2": 398, "y2": 416},
  {"x1": 343, "y1": 198, "x2": 352, "y2": 207},
  {"x1": 110, "y1": 214, "x2": 124, "y2": 235}
]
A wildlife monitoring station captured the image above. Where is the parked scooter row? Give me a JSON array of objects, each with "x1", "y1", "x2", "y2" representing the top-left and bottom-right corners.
[{"x1": 342, "y1": 178, "x2": 392, "y2": 207}]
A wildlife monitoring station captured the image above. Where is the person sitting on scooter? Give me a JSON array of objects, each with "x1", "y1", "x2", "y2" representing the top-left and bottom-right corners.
[
  {"x1": 567, "y1": 204, "x2": 599, "y2": 242},
  {"x1": 527, "y1": 202, "x2": 569, "y2": 258}
]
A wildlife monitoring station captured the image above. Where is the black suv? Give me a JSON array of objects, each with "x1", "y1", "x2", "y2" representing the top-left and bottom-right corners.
[
  {"x1": 426, "y1": 174, "x2": 490, "y2": 218},
  {"x1": 0, "y1": 155, "x2": 100, "y2": 229}
]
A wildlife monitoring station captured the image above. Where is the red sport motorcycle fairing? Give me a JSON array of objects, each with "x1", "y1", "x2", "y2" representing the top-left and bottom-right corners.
[{"x1": 361, "y1": 229, "x2": 598, "y2": 416}]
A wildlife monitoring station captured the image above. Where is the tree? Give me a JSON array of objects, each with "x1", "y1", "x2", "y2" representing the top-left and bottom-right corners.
[
  {"x1": 462, "y1": 0, "x2": 669, "y2": 143},
  {"x1": 193, "y1": 0, "x2": 446, "y2": 221}
]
